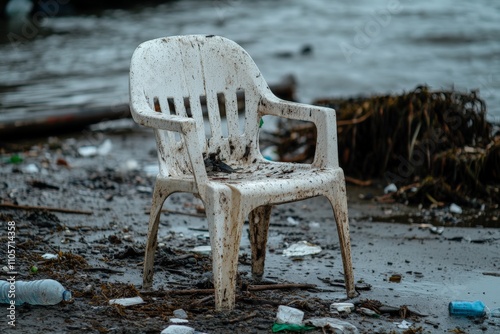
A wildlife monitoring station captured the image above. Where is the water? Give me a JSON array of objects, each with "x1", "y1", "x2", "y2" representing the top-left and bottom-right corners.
[{"x1": 0, "y1": 0, "x2": 499, "y2": 122}]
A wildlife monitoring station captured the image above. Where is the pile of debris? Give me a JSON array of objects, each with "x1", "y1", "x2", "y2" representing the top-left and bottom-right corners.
[{"x1": 274, "y1": 86, "x2": 500, "y2": 206}]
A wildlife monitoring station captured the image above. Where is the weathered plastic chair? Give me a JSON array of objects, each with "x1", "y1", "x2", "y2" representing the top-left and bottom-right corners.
[{"x1": 129, "y1": 35, "x2": 355, "y2": 311}]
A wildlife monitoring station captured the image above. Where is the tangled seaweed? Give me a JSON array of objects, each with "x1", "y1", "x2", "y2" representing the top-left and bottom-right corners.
[{"x1": 274, "y1": 86, "x2": 500, "y2": 206}]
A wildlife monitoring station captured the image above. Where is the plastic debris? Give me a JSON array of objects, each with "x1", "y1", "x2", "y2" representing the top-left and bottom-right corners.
[
  {"x1": 394, "y1": 320, "x2": 412, "y2": 329},
  {"x1": 384, "y1": 183, "x2": 398, "y2": 194},
  {"x1": 143, "y1": 164, "x2": 159, "y2": 177},
  {"x1": 78, "y1": 139, "x2": 113, "y2": 157},
  {"x1": 192, "y1": 245, "x2": 211, "y2": 254},
  {"x1": 30, "y1": 266, "x2": 38, "y2": 274},
  {"x1": 271, "y1": 323, "x2": 316, "y2": 332},
  {"x1": 108, "y1": 296, "x2": 144, "y2": 307},
  {"x1": 388, "y1": 274, "x2": 402, "y2": 283},
  {"x1": 449, "y1": 300, "x2": 486, "y2": 317},
  {"x1": 358, "y1": 307, "x2": 379, "y2": 317},
  {"x1": 306, "y1": 317, "x2": 359, "y2": 334},
  {"x1": 170, "y1": 318, "x2": 189, "y2": 324},
  {"x1": 160, "y1": 325, "x2": 195, "y2": 334},
  {"x1": 276, "y1": 305, "x2": 304, "y2": 325},
  {"x1": 449, "y1": 203, "x2": 463, "y2": 214},
  {"x1": 330, "y1": 302, "x2": 355, "y2": 313},
  {"x1": 261, "y1": 145, "x2": 279, "y2": 161},
  {"x1": 97, "y1": 139, "x2": 113, "y2": 155},
  {"x1": 7, "y1": 154, "x2": 23, "y2": 164},
  {"x1": 283, "y1": 241, "x2": 322, "y2": 257},
  {"x1": 0, "y1": 279, "x2": 72, "y2": 305},
  {"x1": 42, "y1": 253, "x2": 59, "y2": 260},
  {"x1": 286, "y1": 216, "x2": 300, "y2": 226},
  {"x1": 23, "y1": 163, "x2": 39, "y2": 173},
  {"x1": 125, "y1": 159, "x2": 139, "y2": 171}
]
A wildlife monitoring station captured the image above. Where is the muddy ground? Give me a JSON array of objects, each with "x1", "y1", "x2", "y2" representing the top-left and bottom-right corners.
[{"x1": 1, "y1": 123, "x2": 499, "y2": 334}]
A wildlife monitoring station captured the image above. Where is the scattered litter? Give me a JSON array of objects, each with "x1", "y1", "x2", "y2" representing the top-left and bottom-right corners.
[
  {"x1": 23, "y1": 163, "x2": 39, "y2": 173},
  {"x1": 160, "y1": 325, "x2": 195, "y2": 334},
  {"x1": 418, "y1": 223, "x2": 444, "y2": 235},
  {"x1": 384, "y1": 183, "x2": 397, "y2": 194},
  {"x1": 136, "y1": 186, "x2": 153, "y2": 194},
  {"x1": 430, "y1": 226, "x2": 445, "y2": 235},
  {"x1": 271, "y1": 323, "x2": 315, "y2": 332},
  {"x1": 308, "y1": 221, "x2": 321, "y2": 228},
  {"x1": 42, "y1": 253, "x2": 59, "y2": 260},
  {"x1": 170, "y1": 318, "x2": 189, "y2": 324},
  {"x1": 78, "y1": 139, "x2": 113, "y2": 157},
  {"x1": 97, "y1": 139, "x2": 113, "y2": 155},
  {"x1": 125, "y1": 159, "x2": 139, "y2": 171},
  {"x1": 261, "y1": 145, "x2": 279, "y2": 161},
  {"x1": 192, "y1": 245, "x2": 211, "y2": 254},
  {"x1": 276, "y1": 305, "x2": 304, "y2": 325},
  {"x1": 143, "y1": 164, "x2": 159, "y2": 176},
  {"x1": 449, "y1": 203, "x2": 463, "y2": 214},
  {"x1": 286, "y1": 217, "x2": 300, "y2": 226},
  {"x1": 394, "y1": 320, "x2": 412, "y2": 329},
  {"x1": 306, "y1": 317, "x2": 359, "y2": 334},
  {"x1": 78, "y1": 146, "x2": 98, "y2": 157},
  {"x1": 388, "y1": 274, "x2": 402, "y2": 283},
  {"x1": 108, "y1": 296, "x2": 144, "y2": 307},
  {"x1": 283, "y1": 241, "x2": 322, "y2": 257},
  {"x1": 330, "y1": 302, "x2": 355, "y2": 313},
  {"x1": 449, "y1": 300, "x2": 486, "y2": 317},
  {"x1": 358, "y1": 307, "x2": 379, "y2": 317}
]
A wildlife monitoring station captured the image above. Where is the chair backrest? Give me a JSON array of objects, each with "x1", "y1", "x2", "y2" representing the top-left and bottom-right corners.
[{"x1": 130, "y1": 35, "x2": 272, "y2": 177}]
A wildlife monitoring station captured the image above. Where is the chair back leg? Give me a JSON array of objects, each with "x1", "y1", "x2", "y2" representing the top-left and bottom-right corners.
[
  {"x1": 325, "y1": 178, "x2": 356, "y2": 298},
  {"x1": 248, "y1": 205, "x2": 273, "y2": 277},
  {"x1": 143, "y1": 182, "x2": 170, "y2": 289}
]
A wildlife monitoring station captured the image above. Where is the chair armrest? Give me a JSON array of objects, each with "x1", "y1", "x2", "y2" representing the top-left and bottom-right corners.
[
  {"x1": 132, "y1": 107, "x2": 209, "y2": 187},
  {"x1": 131, "y1": 108, "x2": 195, "y2": 133},
  {"x1": 258, "y1": 96, "x2": 339, "y2": 168}
]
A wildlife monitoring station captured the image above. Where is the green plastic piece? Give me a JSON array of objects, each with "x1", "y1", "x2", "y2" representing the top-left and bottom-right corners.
[
  {"x1": 272, "y1": 323, "x2": 316, "y2": 332},
  {"x1": 8, "y1": 154, "x2": 23, "y2": 164},
  {"x1": 259, "y1": 118, "x2": 264, "y2": 128},
  {"x1": 30, "y1": 265, "x2": 38, "y2": 273}
]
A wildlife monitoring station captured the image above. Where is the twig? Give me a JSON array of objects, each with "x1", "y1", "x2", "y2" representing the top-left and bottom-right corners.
[
  {"x1": 345, "y1": 176, "x2": 372, "y2": 186},
  {"x1": 337, "y1": 110, "x2": 374, "y2": 126},
  {"x1": 140, "y1": 289, "x2": 215, "y2": 296},
  {"x1": 0, "y1": 202, "x2": 93, "y2": 215},
  {"x1": 144, "y1": 208, "x2": 205, "y2": 218},
  {"x1": 188, "y1": 295, "x2": 214, "y2": 309},
  {"x1": 483, "y1": 272, "x2": 500, "y2": 277},
  {"x1": 227, "y1": 310, "x2": 258, "y2": 324},
  {"x1": 247, "y1": 283, "x2": 316, "y2": 291}
]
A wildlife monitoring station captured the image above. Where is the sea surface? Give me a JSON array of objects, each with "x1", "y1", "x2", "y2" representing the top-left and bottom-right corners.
[{"x1": 0, "y1": 0, "x2": 499, "y2": 121}]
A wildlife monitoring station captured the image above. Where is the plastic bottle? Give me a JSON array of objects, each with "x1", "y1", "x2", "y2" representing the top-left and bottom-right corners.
[
  {"x1": 0, "y1": 279, "x2": 72, "y2": 305},
  {"x1": 449, "y1": 301, "x2": 486, "y2": 317}
]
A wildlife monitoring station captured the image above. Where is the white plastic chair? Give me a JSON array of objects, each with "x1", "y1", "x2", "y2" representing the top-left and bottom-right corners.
[{"x1": 129, "y1": 35, "x2": 355, "y2": 311}]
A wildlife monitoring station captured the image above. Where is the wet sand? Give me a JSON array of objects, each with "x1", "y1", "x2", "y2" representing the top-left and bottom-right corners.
[{"x1": 0, "y1": 127, "x2": 499, "y2": 333}]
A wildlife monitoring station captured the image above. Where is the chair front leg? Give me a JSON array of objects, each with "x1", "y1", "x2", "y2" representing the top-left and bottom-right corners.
[
  {"x1": 143, "y1": 181, "x2": 169, "y2": 289},
  {"x1": 248, "y1": 205, "x2": 272, "y2": 278},
  {"x1": 205, "y1": 188, "x2": 245, "y2": 311}
]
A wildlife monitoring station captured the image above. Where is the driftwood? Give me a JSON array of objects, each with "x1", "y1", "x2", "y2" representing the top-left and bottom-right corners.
[{"x1": 0, "y1": 75, "x2": 296, "y2": 139}]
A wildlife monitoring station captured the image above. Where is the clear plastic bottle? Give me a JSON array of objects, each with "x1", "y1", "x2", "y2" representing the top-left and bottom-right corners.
[{"x1": 0, "y1": 279, "x2": 72, "y2": 305}]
